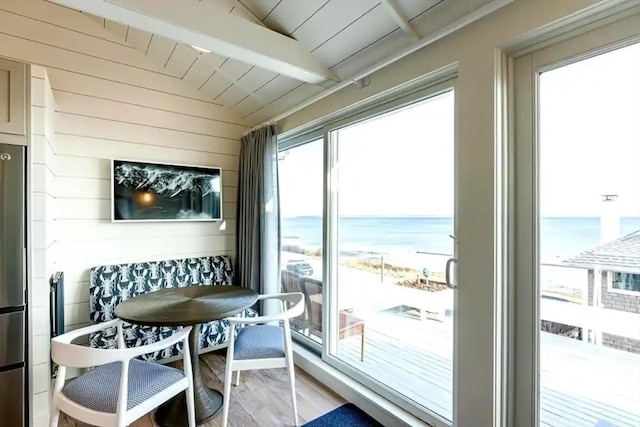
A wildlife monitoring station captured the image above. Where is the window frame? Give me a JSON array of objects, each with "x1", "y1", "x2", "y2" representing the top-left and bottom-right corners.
[
  {"x1": 320, "y1": 77, "x2": 458, "y2": 427},
  {"x1": 279, "y1": 72, "x2": 459, "y2": 427},
  {"x1": 608, "y1": 271, "x2": 640, "y2": 295},
  {"x1": 277, "y1": 135, "x2": 326, "y2": 354},
  {"x1": 509, "y1": 13, "x2": 640, "y2": 427}
]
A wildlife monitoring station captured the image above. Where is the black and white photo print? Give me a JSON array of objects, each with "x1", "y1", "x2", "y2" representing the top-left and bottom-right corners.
[{"x1": 112, "y1": 159, "x2": 222, "y2": 222}]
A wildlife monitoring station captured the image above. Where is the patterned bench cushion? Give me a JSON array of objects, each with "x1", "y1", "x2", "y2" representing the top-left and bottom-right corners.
[{"x1": 89, "y1": 256, "x2": 256, "y2": 362}]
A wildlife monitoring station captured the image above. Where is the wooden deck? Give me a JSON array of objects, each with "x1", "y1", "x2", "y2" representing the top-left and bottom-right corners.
[{"x1": 335, "y1": 310, "x2": 640, "y2": 426}]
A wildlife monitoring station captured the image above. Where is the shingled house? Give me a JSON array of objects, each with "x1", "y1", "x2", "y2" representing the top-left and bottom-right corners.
[{"x1": 564, "y1": 230, "x2": 640, "y2": 354}]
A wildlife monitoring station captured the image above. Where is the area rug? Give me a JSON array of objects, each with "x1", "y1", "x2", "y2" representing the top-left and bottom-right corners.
[{"x1": 303, "y1": 403, "x2": 384, "y2": 427}]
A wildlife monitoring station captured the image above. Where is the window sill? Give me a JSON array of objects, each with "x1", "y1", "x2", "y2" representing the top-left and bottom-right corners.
[{"x1": 292, "y1": 342, "x2": 432, "y2": 427}]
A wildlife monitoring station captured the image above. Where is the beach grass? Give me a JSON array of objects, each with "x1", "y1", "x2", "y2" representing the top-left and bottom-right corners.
[{"x1": 282, "y1": 244, "x2": 447, "y2": 288}]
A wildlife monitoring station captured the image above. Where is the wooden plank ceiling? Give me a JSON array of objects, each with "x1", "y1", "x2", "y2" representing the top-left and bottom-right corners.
[{"x1": 59, "y1": 0, "x2": 499, "y2": 126}]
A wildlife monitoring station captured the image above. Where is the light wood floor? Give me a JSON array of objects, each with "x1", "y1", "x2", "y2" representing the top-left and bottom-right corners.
[{"x1": 59, "y1": 351, "x2": 344, "y2": 427}]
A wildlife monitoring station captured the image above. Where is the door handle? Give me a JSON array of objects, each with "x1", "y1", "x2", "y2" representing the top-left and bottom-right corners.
[{"x1": 445, "y1": 257, "x2": 457, "y2": 289}]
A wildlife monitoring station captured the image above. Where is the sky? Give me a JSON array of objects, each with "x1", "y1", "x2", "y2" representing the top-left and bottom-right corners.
[{"x1": 279, "y1": 42, "x2": 640, "y2": 218}]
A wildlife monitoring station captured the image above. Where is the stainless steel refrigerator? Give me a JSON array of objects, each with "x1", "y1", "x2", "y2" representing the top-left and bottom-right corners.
[{"x1": 0, "y1": 143, "x2": 26, "y2": 427}]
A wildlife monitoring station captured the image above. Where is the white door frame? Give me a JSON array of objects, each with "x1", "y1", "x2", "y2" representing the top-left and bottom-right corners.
[
  {"x1": 510, "y1": 12, "x2": 640, "y2": 427},
  {"x1": 321, "y1": 78, "x2": 458, "y2": 427}
]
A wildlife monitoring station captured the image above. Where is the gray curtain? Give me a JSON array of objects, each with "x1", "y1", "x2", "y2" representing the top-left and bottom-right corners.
[{"x1": 236, "y1": 125, "x2": 281, "y2": 307}]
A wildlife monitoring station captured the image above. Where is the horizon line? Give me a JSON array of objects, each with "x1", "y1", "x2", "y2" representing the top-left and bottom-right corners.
[{"x1": 282, "y1": 214, "x2": 640, "y2": 219}]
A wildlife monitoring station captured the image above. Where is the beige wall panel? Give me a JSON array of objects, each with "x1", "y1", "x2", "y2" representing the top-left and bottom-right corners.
[
  {"x1": 0, "y1": 33, "x2": 214, "y2": 103},
  {"x1": 46, "y1": 69, "x2": 244, "y2": 124},
  {"x1": 2, "y1": 0, "x2": 126, "y2": 46},
  {"x1": 0, "y1": 10, "x2": 172, "y2": 76},
  {"x1": 54, "y1": 198, "x2": 236, "y2": 221},
  {"x1": 53, "y1": 91, "x2": 246, "y2": 139},
  {"x1": 55, "y1": 234, "x2": 235, "y2": 264},
  {"x1": 54, "y1": 119, "x2": 241, "y2": 157}
]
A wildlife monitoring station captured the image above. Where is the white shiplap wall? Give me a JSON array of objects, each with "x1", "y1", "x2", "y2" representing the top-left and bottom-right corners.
[
  {"x1": 29, "y1": 64, "x2": 56, "y2": 427},
  {"x1": 0, "y1": 0, "x2": 249, "y2": 422}
]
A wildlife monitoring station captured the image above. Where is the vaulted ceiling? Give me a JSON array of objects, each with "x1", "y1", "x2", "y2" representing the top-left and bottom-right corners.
[{"x1": 51, "y1": 0, "x2": 504, "y2": 126}]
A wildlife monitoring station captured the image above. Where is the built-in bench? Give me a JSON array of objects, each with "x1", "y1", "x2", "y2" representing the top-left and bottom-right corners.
[{"x1": 88, "y1": 255, "x2": 257, "y2": 362}]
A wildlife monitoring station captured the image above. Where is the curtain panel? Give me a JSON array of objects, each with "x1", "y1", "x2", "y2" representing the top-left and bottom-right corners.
[{"x1": 236, "y1": 125, "x2": 281, "y2": 311}]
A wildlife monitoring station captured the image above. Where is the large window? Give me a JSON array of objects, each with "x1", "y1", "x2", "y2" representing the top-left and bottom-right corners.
[
  {"x1": 513, "y1": 22, "x2": 640, "y2": 427},
  {"x1": 328, "y1": 91, "x2": 455, "y2": 421},
  {"x1": 278, "y1": 138, "x2": 324, "y2": 344},
  {"x1": 279, "y1": 82, "x2": 457, "y2": 426}
]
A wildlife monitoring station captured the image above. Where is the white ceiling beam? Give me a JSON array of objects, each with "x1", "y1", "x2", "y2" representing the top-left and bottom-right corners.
[
  {"x1": 380, "y1": 0, "x2": 420, "y2": 41},
  {"x1": 231, "y1": 0, "x2": 267, "y2": 28},
  {"x1": 51, "y1": 0, "x2": 339, "y2": 85}
]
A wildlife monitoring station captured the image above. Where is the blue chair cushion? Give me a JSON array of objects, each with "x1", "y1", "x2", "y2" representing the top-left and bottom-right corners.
[
  {"x1": 62, "y1": 359, "x2": 185, "y2": 413},
  {"x1": 234, "y1": 325, "x2": 285, "y2": 360}
]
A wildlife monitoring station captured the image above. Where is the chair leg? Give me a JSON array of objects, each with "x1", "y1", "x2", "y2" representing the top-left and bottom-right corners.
[
  {"x1": 49, "y1": 405, "x2": 60, "y2": 427},
  {"x1": 286, "y1": 356, "x2": 299, "y2": 427},
  {"x1": 234, "y1": 370, "x2": 241, "y2": 386},
  {"x1": 186, "y1": 379, "x2": 196, "y2": 427},
  {"x1": 222, "y1": 360, "x2": 233, "y2": 427}
]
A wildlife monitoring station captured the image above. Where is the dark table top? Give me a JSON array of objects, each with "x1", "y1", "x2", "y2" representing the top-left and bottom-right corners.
[{"x1": 115, "y1": 285, "x2": 258, "y2": 327}]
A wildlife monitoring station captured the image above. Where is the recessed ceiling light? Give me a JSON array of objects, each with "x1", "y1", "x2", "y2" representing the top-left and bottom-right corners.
[{"x1": 190, "y1": 45, "x2": 211, "y2": 53}]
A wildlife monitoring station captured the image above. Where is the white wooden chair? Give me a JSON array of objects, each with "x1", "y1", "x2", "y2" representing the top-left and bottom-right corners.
[
  {"x1": 222, "y1": 292, "x2": 305, "y2": 427},
  {"x1": 49, "y1": 319, "x2": 195, "y2": 427}
]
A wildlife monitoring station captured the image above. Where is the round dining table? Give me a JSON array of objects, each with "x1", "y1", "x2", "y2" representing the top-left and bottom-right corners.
[{"x1": 115, "y1": 285, "x2": 258, "y2": 427}]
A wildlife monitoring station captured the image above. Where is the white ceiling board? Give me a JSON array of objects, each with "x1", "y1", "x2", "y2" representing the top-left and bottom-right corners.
[
  {"x1": 236, "y1": 67, "x2": 279, "y2": 94},
  {"x1": 3, "y1": 0, "x2": 126, "y2": 45},
  {"x1": 183, "y1": 56, "x2": 218, "y2": 89},
  {"x1": 329, "y1": 28, "x2": 402, "y2": 79},
  {"x1": 230, "y1": 95, "x2": 263, "y2": 117},
  {"x1": 228, "y1": 0, "x2": 271, "y2": 25},
  {"x1": 54, "y1": 0, "x2": 339, "y2": 84},
  {"x1": 237, "y1": 0, "x2": 282, "y2": 22},
  {"x1": 57, "y1": 0, "x2": 509, "y2": 125},
  {"x1": 0, "y1": 7, "x2": 183, "y2": 79},
  {"x1": 291, "y1": 0, "x2": 380, "y2": 52},
  {"x1": 218, "y1": 58, "x2": 253, "y2": 82},
  {"x1": 104, "y1": 19, "x2": 128, "y2": 40},
  {"x1": 201, "y1": 72, "x2": 234, "y2": 96},
  {"x1": 394, "y1": 0, "x2": 443, "y2": 22},
  {"x1": 269, "y1": 83, "x2": 325, "y2": 113},
  {"x1": 246, "y1": 83, "x2": 324, "y2": 124},
  {"x1": 253, "y1": 74, "x2": 301, "y2": 105},
  {"x1": 124, "y1": 26, "x2": 151, "y2": 50},
  {"x1": 313, "y1": 4, "x2": 397, "y2": 68},
  {"x1": 261, "y1": 0, "x2": 328, "y2": 36},
  {"x1": 85, "y1": 13, "x2": 105, "y2": 27},
  {"x1": 214, "y1": 83, "x2": 247, "y2": 106},
  {"x1": 197, "y1": 51, "x2": 229, "y2": 71},
  {"x1": 329, "y1": 0, "x2": 497, "y2": 79},
  {"x1": 146, "y1": 34, "x2": 177, "y2": 66},
  {"x1": 165, "y1": 43, "x2": 200, "y2": 78}
]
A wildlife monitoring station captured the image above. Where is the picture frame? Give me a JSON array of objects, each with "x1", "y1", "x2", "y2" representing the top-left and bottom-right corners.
[{"x1": 111, "y1": 158, "x2": 223, "y2": 222}]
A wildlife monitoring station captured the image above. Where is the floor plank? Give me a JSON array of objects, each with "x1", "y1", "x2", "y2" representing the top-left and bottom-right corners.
[{"x1": 58, "y1": 351, "x2": 344, "y2": 427}]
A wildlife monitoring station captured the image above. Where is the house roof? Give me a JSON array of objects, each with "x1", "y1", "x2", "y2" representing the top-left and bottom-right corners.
[{"x1": 563, "y1": 230, "x2": 640, "y2": 273}]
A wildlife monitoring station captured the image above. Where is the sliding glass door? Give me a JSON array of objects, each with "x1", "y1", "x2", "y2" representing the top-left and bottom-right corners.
[
  {"x1": 323, "y1": 84, "x2": 457, "y2": 424},
  {"x1": 278, "y1": 138, "x2": 324, "y2": 346},
  {"x1": 513, "y1": 16, "x2": 640, "y2": 427}
]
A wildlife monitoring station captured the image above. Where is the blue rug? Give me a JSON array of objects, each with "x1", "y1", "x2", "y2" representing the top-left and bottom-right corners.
[{"x1": 303, "y1": 403, "x2": 384, "y2": 427}]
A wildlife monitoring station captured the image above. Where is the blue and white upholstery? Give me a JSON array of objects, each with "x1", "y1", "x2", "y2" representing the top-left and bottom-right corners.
[
  {"x1": 62, "y1": 359, "x2": 185, "y2": 413},
  {"x1": 89, "y1": 255, "x2": 257, "y2": 361},
  {"x1": 233, "y1": 325, "x2": 286, "y2": 360},
  {"x1": 50, "y1": 319, "x2": 196, "y2": 427}
]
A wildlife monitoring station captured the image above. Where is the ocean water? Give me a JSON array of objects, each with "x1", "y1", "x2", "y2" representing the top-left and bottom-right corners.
[{"x1": 282, "y1": 216, "x2": 640, "y2": 262}]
